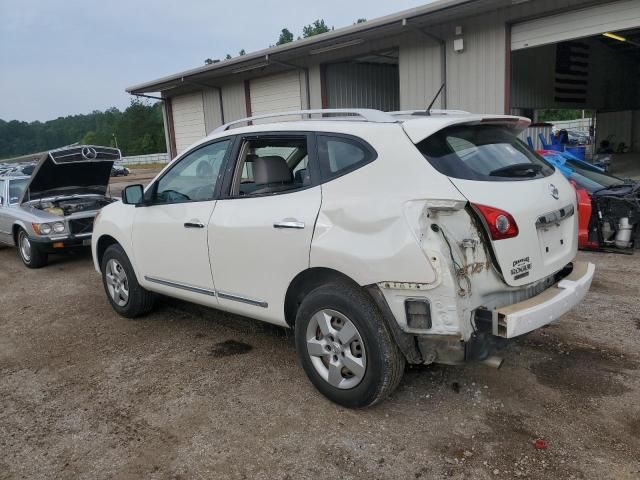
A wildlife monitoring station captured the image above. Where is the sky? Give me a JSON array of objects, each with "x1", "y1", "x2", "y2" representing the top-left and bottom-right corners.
[{"x1": 0, "y1": 0, "x2": 432, "y2": 122}]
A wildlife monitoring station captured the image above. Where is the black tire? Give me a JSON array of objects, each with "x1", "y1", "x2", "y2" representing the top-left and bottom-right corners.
[
  {"x1": 17, "y1": 229, "x2": 48, "y2": 268},
  {"x1": 294, "y1": 281, "x2": 405, "y2": 408},
  {"x1": 101, "y1": 244, "x2": 155, "y2": 318}
]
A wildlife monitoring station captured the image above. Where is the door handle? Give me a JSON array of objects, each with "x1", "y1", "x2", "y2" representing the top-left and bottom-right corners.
[
  {"x1": 184, "y1": 222, "x2": 205, "y2": 229},
  {"x1": 273, "y1": 221, "x2": 305, "y2": 229}
]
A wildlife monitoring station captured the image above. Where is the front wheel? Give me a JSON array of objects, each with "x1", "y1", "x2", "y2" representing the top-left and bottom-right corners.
[
  {"x1": 101, "y1": 244, "x2": 155, "y2": 318},
  {"x1": 295, "y1": 282, "x2": 405, "y2": 408},
  {"x1": 17, "y1": 229, "x2": 48, "y2": 268}
]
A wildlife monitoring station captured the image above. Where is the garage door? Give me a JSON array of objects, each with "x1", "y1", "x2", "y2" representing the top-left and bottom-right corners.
[
  {"x1": 512, "y1": 0, "x2": 640, "y2": 50},
  {"x1": 250, "y1": 71, "x2": 302, "y2": 118},
  {"x1": 171, "y1": 92, "x2": 206, "y2": 154}
]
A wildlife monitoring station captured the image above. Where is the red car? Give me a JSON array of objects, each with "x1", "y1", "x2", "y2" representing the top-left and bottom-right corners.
[{"x1": 537, "y1": 150, "x2": 639, "y2": 252}]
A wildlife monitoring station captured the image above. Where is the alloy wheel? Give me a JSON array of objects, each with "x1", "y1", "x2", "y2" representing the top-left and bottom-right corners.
[
  {"x1": 305, "y1": 309, "x2": 367, "y2": 389},
  {"x1": 105, "y1": 259, "x2": 130, "y2": 307},
  {"x1": 19, "y1": 233, "x2": 32, "y2": 263}
]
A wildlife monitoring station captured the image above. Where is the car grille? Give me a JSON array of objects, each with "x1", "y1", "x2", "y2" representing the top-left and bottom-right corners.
[{"x1": 69, "y1": 217, "x2": 95, "y2": 235}]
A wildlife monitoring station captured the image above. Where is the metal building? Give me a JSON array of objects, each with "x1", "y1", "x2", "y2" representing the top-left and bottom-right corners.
[{"x1": 127, "y1": 0, "x2": 640, "y2": 158}]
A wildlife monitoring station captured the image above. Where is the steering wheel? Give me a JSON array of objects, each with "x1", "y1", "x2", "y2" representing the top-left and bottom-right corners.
[{"x1": 188, "y1": 185, "x2": 214, "y2": 201}]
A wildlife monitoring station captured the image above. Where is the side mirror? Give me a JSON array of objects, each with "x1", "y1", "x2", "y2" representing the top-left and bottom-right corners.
[{"x1": 122, "y1": 184, "x2": 144, "y2": 205}]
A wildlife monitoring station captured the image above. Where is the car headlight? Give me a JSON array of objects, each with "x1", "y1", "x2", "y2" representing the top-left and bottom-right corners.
[
  {"x1": 53, "y1": 222, "x2": 65, "y2": 233},
  {"x1": 39, "y1": 223, "x2": 52, "y2": 235}
]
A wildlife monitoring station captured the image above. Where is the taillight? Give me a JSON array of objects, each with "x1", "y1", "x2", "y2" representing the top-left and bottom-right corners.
[{"x1": 472, "y1": 203, "x2": 519, "y2": 240}]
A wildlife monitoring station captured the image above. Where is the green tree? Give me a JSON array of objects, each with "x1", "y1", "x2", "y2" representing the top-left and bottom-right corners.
[
  {"x1": 239, "y1": 49, "x2": 246, "y2": 56},
  {"x1": 302, "y1": 19, "x2": 330, "y2": 38},
  {"x1": 276, "y1": 28, "x2": 294, "y2": 45},
  {"x1": 537, "y1": 109, "x2": 592, "y2": 122},
  {"x1": 225, "y1": 54, "x2": 232, "y2": 60},
  {"x1": 204, "y1": 58, "x2": 220, "y2": 65},
  {"x1": 356, "y1": 18, "x2": 367, "y2": 24},
  {"x1": 0, "y1": 99, "x2": 166, "y2": 159}
]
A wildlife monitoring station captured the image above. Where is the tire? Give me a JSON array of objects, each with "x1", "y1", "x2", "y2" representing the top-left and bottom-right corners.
[
  {"x1": 294, "y1": 281, "x2": 405, "y2": 408},
  {"x1": 101, "y1": 244, "x2": 155, "y2": 318},
  {"x1": 17, "y1": 229, "x2": 48, "y2": 268}
]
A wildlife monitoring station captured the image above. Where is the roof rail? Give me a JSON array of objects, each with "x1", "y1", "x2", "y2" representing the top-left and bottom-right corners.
[
  {"x1": 389, "y1": 109, "x2": 470, "y2": 116},
  {"x1": 212, "y1": 108, "x2": 397, "y2": 133}
]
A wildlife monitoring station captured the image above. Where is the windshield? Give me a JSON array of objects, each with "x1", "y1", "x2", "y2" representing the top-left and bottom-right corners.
[
  {"x1": 416, "y1": 124, "x2": 554, "y2": 181},
  {"x1": 564, "y1": 159, "x2": 625, "y2": 188},
  {"x1": 9, "y1": 179, "x2": 29, "y2": 204}
]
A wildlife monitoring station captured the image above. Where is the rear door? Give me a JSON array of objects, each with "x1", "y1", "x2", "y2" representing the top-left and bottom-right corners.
[
  {"x1": 208, "y1": 133, "x2": 321, "y2": 325},
  {"x1": 415, "y1": 122, "x2": 577, "y2": 286}
]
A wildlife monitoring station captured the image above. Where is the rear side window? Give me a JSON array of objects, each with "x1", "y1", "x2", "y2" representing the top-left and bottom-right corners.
[
  {"x1": 417, "y1": 125, "x2": 554, "y2": 181},
  {"x1": 317, "y1": 135, "x2": 375, "y2": 179}
]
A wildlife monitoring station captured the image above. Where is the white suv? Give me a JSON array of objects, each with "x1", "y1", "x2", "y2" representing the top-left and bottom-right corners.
[{"x1": 92, "y1": 109, "x2": 595, "y2": 407}]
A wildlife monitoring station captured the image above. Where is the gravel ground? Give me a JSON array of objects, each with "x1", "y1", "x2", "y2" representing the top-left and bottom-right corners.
[{"x1": 0, "y1": 248, "x2": 639, "y2": 480}]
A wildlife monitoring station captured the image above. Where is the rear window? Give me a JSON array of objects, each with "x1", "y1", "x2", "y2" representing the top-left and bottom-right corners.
[{"x1": 416, "y1": 124, "x2": 554, "y2": 181}]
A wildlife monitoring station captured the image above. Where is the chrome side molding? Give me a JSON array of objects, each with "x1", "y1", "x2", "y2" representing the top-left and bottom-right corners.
[
  {"x1": 144, "y1": 276, "x2": 268, "y2": 308},
  {"x1": 145, "y1": 276, "x2": 216, "y2": 296},
  {"x1": 217, "y1": 290, "x2": 268, "y2": 308}
]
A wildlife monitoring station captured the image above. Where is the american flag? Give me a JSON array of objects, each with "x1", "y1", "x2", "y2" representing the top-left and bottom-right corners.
[{"x1": 554, "y1": 41, "x2": 589, "y2": 105}]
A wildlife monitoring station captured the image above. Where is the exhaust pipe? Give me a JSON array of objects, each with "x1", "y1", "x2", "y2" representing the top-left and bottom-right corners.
[{"x1": 481, "y1": 355, "x2": 504, "y2": 369}]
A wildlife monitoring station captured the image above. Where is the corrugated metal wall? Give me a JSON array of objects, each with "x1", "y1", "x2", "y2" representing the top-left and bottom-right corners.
[
  {"x1": 397, "y1": 0, "x2": 597, "y2": 114},
  {"x1": 163, "y1": 0, "x2": 603, "y2": 150},
  {"x1": 398, "y1": 34, "x2": 442, "y2": 109},
  {"x1": 325, "y1": 63, "x2": 399, "y2": 111},
  {"x1": 171, "y1": 92, "x2": 206, "y2": 154},
  {"x1": 203, "y1": 88, "x2": 222, "y2": 134},
  {"x1": 250, "y1": 71, "x2": 303, "y2": 115},
  {"x1": 221, "y1": 82, "x2": 247, "y2": 122},
  {"x1": 596, "y1": 111, "x2": 633, "y2": 149}
]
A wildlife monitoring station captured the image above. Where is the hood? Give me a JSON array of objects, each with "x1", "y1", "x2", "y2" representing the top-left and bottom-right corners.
[{"x1": 22, "y1": 146, "x2": 120, "y2": 202}]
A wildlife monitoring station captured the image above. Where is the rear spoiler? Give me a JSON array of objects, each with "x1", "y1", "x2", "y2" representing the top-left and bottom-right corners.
[{"x1": 402, "y1": 115, "x2": 531, "y2": 144}]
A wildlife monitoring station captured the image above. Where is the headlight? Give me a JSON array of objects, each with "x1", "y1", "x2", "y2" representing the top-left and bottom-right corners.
[
  {"x1": 39, "y1": 223, "x2": 52, "y2": 235},
  {"x1": 53, "y1": 222, "x2": 65, "y2": 233}
]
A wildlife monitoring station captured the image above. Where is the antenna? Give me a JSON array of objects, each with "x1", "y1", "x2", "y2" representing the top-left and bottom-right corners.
[{"x1": 426, "y1": 83, "x2": 446, "y2": 115}]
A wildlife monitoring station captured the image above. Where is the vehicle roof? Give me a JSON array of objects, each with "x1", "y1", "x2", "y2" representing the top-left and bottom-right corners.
[{"x1": 195, "y1": 112, "x2": 529, "y2": 149}]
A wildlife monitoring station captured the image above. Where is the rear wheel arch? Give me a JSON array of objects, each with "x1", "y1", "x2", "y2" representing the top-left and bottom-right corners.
[{"x1": 284, "y1": 267, "x2": 362, "y2": 327}]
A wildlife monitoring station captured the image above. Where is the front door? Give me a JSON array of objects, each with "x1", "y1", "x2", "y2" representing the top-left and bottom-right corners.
[
  {"x1": 0, "y1": 179, "x2": 11, "y2": 244},
  {"x1": 208, "y1": 133, "x2": 322, "y2": 325},
  {"x1": 132, "y1": 138, "x2": 232, "y2": 304}
]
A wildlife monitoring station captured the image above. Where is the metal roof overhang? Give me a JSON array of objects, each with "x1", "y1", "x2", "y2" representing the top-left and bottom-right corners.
[{"x1": 127, "y1": 0, "x2": 508, "y2": 95}]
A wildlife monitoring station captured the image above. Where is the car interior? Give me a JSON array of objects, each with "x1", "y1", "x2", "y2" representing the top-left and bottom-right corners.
[{"x1": 233, "y1": 138, "x2": 310, "y2": 197}]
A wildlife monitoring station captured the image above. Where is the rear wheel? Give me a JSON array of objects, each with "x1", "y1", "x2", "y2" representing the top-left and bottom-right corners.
[
  {"x1": 17, "y1": 229, "x2": 48, "y2": 268},
  {"x1": 101, "y1": 244, "x2": 155, "y2": 318},
  {"x1": 295, "y1": 282, "x2": 405, "y2": 408}
]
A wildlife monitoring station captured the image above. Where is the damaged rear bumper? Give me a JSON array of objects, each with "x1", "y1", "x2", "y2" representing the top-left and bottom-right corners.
[{"x1": 479, "y1": 261, "x2": 595, "y2": 338}]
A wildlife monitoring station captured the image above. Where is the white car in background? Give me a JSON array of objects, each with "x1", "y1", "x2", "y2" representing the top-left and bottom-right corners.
[{"x1": 92, "y1": 109, "x2": 594, "y2": 407}]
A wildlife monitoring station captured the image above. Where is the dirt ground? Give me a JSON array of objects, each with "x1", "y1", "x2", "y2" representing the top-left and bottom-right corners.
[{"x1": 1, "y1": 241, "x2": 639, "y2": 479}]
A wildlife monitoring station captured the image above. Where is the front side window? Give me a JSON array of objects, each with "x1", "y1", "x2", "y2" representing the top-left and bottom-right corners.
[
  {"x1": 417, "y1": 124, "x2": 554, "y2": 181},
  {"x1": 230, "y1": 137, "x2": 309, "y2": 197},
  {"x1": 317, "y1": 135, "x2": 375, "y2": 179},
  {"x1": 9, "y1": 179, "x2": 29, "y2": 204},
  {"x1": 155, "y1": 140, "x2": 231, "y2": 204},
  {"x1": 0, "y1": 180, "x2": 5, "y2": 205}
]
